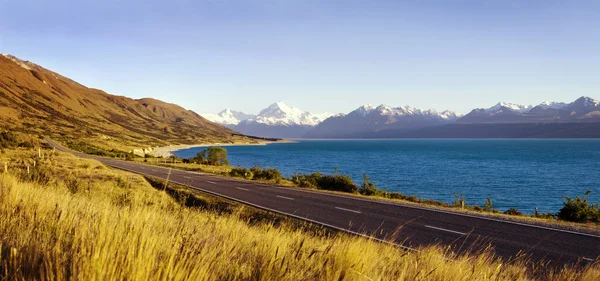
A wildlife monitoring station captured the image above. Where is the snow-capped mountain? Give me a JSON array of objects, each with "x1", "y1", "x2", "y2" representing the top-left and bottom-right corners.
[
  {"x1": 304, "y1": 104, "x2": 461, "y2": 138},
  {"x1": 459, "y1": 96, "x2": 600, "y2": 123},
  {"x1": 201, "y1": 109, "x2": 256, "y2": 125},
  {"x1": 202, "y1": 102, "x2": 333, "y2": 138},
  {"x1": 252, "y1": 101, "x2": 331, "y2": 126}
]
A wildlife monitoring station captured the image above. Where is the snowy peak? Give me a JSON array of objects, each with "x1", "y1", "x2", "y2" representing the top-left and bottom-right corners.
[
  {"x1": 254, "y1": 101, "x2": 332, "y2": 126},
  {"x1": 537, "y1": 101, "x2": 568, "y2": 110},
  {"x1": 201, "y1": 109, "x2": 255, "y2": 125},
  {"x1": 353, "y1": 104, "x2": 375, "y2": 117},
  {"x1": 203, "y1": 102, "x2": 333, "y2": 127},
  {"x1": 487, "y1": 102, "x2": 532, "y2": 113},
  {"x1": 258, "y1": 101, "x2": 304, "y2": 119},
  {"x1": 572, "y1": 96, "x2": 600, "y2": 108},
  {"x1": 350, "y1": 104, "x2": 460, "y2": 121}
]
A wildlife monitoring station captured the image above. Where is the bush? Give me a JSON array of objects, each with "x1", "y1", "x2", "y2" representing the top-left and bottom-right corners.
[
  {"x1": 292, "y1": 172, "x2": 358, "y2": 193},
  {"x1": 230, "y1": 167, "x2": 253, "y2": 180},
  {"x1": 557, "y1": 190, "x2": 600, "y2": 223},
  {"x1": 66, "y1": 141, "x2": 125, "y2": 157},
  {"x1": 503, "y1": 208, "x2": 523, "y2": 216},
  {"x1": 0, "y1": 131, "x2": 19, "y2": 150},
  {"x1": 250, "y1": 166, "x2": 281, "y2": 183},
  {"x1": 359, "y1": 174, "x2": 380, "y2": 196},
  {"x1": 190, "y1": 147, "x2": 229, "y2": 166}
]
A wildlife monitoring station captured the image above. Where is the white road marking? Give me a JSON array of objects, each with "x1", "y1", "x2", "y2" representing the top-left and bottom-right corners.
[
  {"x1": 424, "y1": 225, "x2": 466, "y2": 235},
  {"x1": 236, "y1": 187, "x2": 249, "y2": 191},
  {"x1": 183, "y1": 176, "x2": 192, "y2": 179},
  {"x1": 206, "y1": 181, "x2": 217, "y2": 185},
  {"x1": 582, "y1": 257, "x2": 596, "y2": 262},
  {"x1": 276, "y1": 195, "x2": 294, "y2": 200},
  {"x1": 335, "y1": 207, "x2": 362, "y2": 214}
]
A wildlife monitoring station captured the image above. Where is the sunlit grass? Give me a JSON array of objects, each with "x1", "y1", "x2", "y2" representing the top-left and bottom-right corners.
[{"x1": 1, "y1": 149, "x2": 598, "y2": 280}]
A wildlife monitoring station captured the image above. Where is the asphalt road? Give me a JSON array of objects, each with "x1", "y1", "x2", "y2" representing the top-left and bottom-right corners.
[{"x1": 46, "y1": 138, "x2": 600, "y2": 266}]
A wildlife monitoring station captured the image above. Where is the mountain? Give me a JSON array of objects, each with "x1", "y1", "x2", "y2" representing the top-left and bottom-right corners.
[
  {"x1": 201, "y1": 109, "x2": 256, "y2": 125},
  {"x1": 458, "y1": 97, "x2": 600, "y2": 123},
  {"x1": 304, "y1": 104, "x2": 460, "y2": 138},
  {"x1": 203, "y1": 102, "x2": 333, "y2": 138},
  {"x1": 0, "y1": 54, "x2": 241, "y2": 150}
]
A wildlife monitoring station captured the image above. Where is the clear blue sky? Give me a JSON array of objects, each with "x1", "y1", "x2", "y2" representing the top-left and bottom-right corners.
[{"x1": 1, "y1": 0, "x2": 599, "y2": 114}]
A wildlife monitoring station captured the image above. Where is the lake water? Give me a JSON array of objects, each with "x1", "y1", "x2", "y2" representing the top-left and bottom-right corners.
[{"x1": 173, "y1": 139, "x2": 600, "y2": 214}]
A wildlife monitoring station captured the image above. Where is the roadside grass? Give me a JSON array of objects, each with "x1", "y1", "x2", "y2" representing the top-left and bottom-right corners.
[{"x1": 2, "y1": 148, "x2": 599, "y2": 280}]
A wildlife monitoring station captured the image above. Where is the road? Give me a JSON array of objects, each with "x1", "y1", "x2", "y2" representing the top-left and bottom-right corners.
[{"x1": 46, "y1": 138, "x2": 600, "y2": 266}]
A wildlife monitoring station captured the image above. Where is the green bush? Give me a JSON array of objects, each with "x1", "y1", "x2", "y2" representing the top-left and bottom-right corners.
[
  {"x1": 557, "y1": 190, "x2": 600, "y2": 223},
  {"x1": 359, "y1": 174, "x2": 380, "y2": 196},
  {"x1": 292, "y1": 172, "x2": 358, "y2": 193},
  {"x1": 190, "y1": 147, "x2": 229, "y2": 166},
  {"x1": 250, "y1": 166, "x2": 281, "y2": 183},
  {"x1": 230, "y1": 167, "x2": 253, "y2": 180}
]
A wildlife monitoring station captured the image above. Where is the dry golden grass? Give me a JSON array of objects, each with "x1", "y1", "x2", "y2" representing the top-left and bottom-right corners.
[{"x1": 1, "y1": 149, "x2": 598, "y2": 280}]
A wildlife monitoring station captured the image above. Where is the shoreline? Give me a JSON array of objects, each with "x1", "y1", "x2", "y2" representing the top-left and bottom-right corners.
[{"x1": 151, "y1": 139, "x2": 296, "y2": 158}]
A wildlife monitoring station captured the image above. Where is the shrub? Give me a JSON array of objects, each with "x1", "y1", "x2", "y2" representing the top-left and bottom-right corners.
[
  {"x1": 230, "y1": 167, "x2": 253, "y2": 180},
  {"x1": 557, "y1": 190, "x2": 600, "y2": 223},
  {"x1": 0, "y1": 131, "x2": 19, "y2": 150},
  {"x1": 359, "y1": 174, "x2": 380, "y2": 196},
  {"x1": 503, "y1": 208, "x2": 523, "y2": 216},
  {"x1": 292, "y1": 172, "x2": 358, "y2": 193},
  {"x1": 190, "y1": 147, "x2": 229, "y2": 166},
  {"x1": 250, "y1": 166, "x2": 281, "y2": 183}
]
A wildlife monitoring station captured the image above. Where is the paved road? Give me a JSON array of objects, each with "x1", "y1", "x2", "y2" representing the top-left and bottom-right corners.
[{"x1": 47, "y1": 138, "x2": 600, "y2": 266}]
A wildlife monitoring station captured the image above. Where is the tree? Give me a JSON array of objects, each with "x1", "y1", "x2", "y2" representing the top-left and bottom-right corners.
[
  {"x1": 359, "y1": 174, "x2": 378, "y2": 196},
  {"x1": 192, "y1": 146, "x2": 229, "y2": 166}
]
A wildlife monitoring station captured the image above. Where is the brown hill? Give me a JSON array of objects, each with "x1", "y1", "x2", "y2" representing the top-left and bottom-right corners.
[{"x1": 0, "y1": 54, "x2": 243, "y2": 150}]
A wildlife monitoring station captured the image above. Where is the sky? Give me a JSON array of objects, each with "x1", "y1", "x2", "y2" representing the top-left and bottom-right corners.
[{"x1": 1, "y1": 0, "x2": 599, "y2": 115}]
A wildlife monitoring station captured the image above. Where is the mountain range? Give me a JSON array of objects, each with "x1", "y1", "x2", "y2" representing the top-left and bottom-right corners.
[
  {"x1": 205, "y1": 97, "x2": 600, "y2": 139},
  {"x1": 307, "y1": 97, "x2": 600, "y2": 138},
  {"x1": 202, "y1": 102, "x2": 332, "y2": 138},
  {"x1": 0, "y1": 54, "x2": 242, "y2": 150}
]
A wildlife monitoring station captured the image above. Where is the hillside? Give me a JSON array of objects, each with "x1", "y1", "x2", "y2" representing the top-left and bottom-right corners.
[{"x1": 0, "y1": 54, "x2": 241, "y2": 150}]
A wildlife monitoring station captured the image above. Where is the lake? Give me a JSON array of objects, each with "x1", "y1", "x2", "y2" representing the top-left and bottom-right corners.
[{"x1": 173, "y1": 139, "x2": 600, "y2": 214}]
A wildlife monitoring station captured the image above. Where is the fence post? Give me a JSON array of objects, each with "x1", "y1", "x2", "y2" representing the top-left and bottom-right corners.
[
  {"x1": 535, "y1": 207, "x2": 539, "y2": 217},
  {"x1": 461, "y1": 200, "x2": 465, "y2": 209},
  {"x1": 4, "y1": 162, "x2": 7, "y2": 173}
]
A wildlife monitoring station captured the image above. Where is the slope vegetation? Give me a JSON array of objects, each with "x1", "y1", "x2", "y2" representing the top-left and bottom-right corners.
[{"x1": 0, "y1": 54, "x2": 239, "y2": 149}]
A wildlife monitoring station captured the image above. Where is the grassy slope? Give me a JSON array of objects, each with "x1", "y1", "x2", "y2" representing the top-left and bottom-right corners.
[
  {"x1": 0, "y1": 54, "x2": 242, "y2": 151},
  {"x1": 1, "y1": 149, "x2": 599, "y2": 280}
]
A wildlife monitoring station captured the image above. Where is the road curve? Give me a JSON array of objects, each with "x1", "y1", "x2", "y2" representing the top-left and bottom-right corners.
[{"x1": 46, "y1": 138, "x2": 600, "y2": 266}]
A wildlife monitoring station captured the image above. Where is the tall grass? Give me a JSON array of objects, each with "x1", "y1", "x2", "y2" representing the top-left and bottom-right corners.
[{"x1": 1, "y1": 150, "x2": 598, "y2": 280}]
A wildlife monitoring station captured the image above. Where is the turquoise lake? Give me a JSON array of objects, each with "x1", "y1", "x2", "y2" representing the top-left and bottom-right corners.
[{"x1": 173, "y1": 139, "x2": 600, "y2": 214}]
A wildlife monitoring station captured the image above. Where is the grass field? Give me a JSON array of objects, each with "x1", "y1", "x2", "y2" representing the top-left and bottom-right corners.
[{"x1": 1, "y1": 148, "x2": 598, "y2": 280}]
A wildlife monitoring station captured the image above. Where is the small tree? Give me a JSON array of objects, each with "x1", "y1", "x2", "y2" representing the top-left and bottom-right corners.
[
  {"x1": 558, "y1": 190, "x2": 600, "y2": 223},
  {"x1": 190, "y1": 147, "x2": 229, "y2": 166},
  {"x1": 359, "y1": 174, "x2": 379, "y2": 196}
]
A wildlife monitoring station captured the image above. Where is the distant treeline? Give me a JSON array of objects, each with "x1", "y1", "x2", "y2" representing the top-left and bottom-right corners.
[{"x1": 231, "y1": 133, "x2": 282, "y2": 142}]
